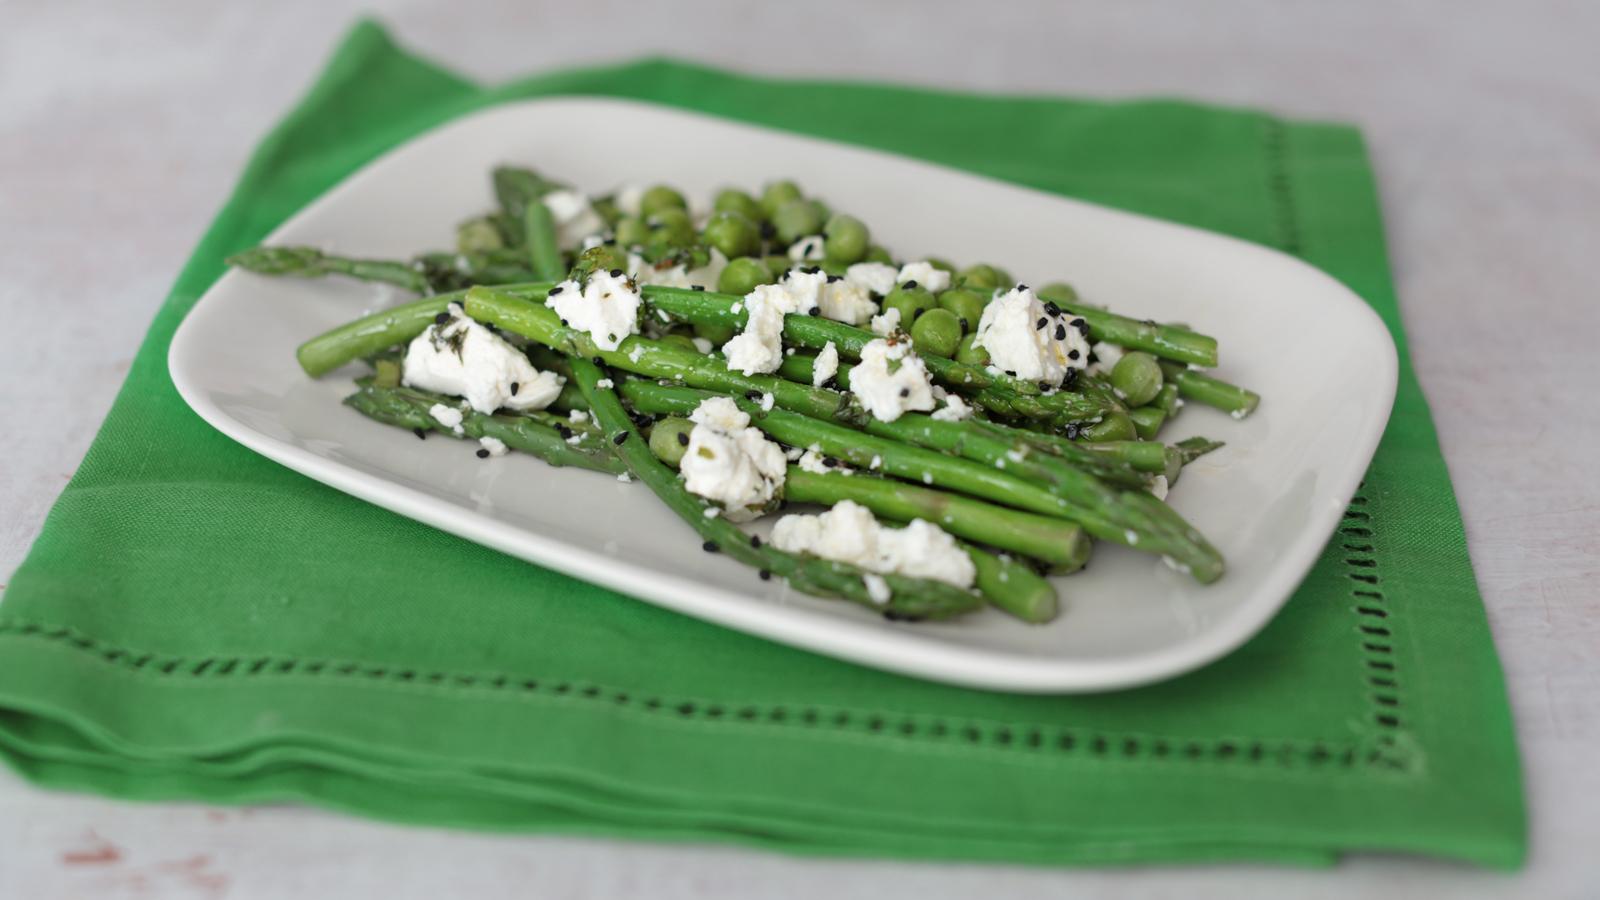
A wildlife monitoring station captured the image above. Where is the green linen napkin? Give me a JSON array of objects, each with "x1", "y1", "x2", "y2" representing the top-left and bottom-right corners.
[{"x1": 0, "y1": 20, "x2": 1524, "y2": 867}]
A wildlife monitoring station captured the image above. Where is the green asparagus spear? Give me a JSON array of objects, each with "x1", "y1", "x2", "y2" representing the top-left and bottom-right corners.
[
  {"x1": 1157, "y1": 361, "x2": 1260, "y2": 417},
  {"x1": 965, "y1": 546, "x2": 1060, "y2": 623},
  {"x1": 228, "y1": 245, "x2": 431, "y2": 293},
  {"x1": 343, "y1": 384, "x2": 624, "y2": 473},
  {"x1": 566, "y1": 355, "x2": 983, "y2": 620},
  {"x1": 523, "y1": 200, "x2": 566, "y2": 281}
]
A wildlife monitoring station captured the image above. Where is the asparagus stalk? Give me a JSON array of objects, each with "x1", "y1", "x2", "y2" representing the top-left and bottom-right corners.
[
  {"x1": 784, "y1": 468, "x2": 1090, "y2": 573},
  {"x1": 228, "y1": 246, "x2": 431, "y2": 293},
  {"x1": 1157, "y1": 361, "x2": 1260, "y2": 417},
  {"x1": 966, "y1": 546, "x2": 1060, "y2": 624},
  {"x1": 616, "y1": 378, "x2": 1223, "y2": 582},
  {"x1": 566, "y1": 355, "x2": 983, "y2": 620},
  {"x1": 1058, "y1": 305, "x2": 1219, "y2": 368},
  {"x1": 343, "y1": 384, "x2": 625, "y2": 473},
  {"x1": 523, "y1": 200, "x2": 566, "y2": 281}
]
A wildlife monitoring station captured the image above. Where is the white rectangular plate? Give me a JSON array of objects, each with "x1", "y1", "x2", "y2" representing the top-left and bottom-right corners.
[{"x1": 170, "y1": 98, "x2": 1396, "y2": 693}]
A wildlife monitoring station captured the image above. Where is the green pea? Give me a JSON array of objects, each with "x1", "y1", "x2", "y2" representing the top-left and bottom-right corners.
[
  {"x1": 1128, "y1": 406, "x2": 1166, "y2": 440},
  {"x1": 456, "y1": 216, "x2": 506, "y2": 254},
  {"x1": 959, "y1": 264, "x2": 1007, "y2": 291},
  {"x1": 1037, "y1": 281, "x2": 1079, "y2": 305},
  {"x1": 713, "y1": 188, "x2": 764, "y2": 222},
  {"x1": 773, "y1": 199, "x2": 826, "y2": 244},
  {"x1": 639, "y1": 185, "x2": 688, "y2": 218},
  {"x1": 760, "y1": 180, "x2": 803, "y2": 218},
  {"x1": 693, "y1": 320, "x2": 736, "y2": 347},
  {"x1": 648, "y1": 416, "x2": 696, "y2": 467},
  {"x1": 863, "y1": 244, "x2": 894, "y2": 265},
  {"x1": 1111, "y1": 351, "x2": 1163, "y2": 407},
  {"x1": 937, "y1": 288, "x2": 987, "y2": 333},
  {"x1": 718, "y1": 256, "x2": 772, "y2": 296},
  {"x1": 819, "y1": 259, "x2": 850, "y2": 277},
  {"x1": 822, "y1": 214, "x2": 870, "y2": 264},
  {"x1": 1081, "y1": 411, "x2": 1137, "y2": 442},
  {"x1": 657, "y1": 334, "x2": 700, "y2": 353},
  {"x1": 613, "y1": 216, "x2": 649, "y2": 247},
  {"x1": 702, "y1": 211, "x2": 760, "y2": 258},
  {"x1": 955, "y1": 333, "x2": 990, "y2": 366},
  {"x1": 883, "y1": 284, "x2": 937, "y2": 325},
  {"x1": 647, "y1": 208, "x2": 695, "y2": 247},
  {"x1": 910, "y1": 308, "x2": 962, "y2": 357},
  {"x1": 762, "y1": 255, "x2": 792, "y2": 278}
]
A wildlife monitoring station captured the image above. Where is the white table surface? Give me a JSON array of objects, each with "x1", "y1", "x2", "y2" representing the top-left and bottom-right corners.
[{"x1": 2, "y1": 1, "x2": 1596, "y2": 897}]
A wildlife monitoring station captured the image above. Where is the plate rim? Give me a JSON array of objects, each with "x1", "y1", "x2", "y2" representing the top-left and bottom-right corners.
[{"x1": 169, "y1": 96, "x2": 1399, "y2": 693}]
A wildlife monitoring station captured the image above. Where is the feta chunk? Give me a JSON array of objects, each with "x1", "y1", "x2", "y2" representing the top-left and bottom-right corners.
[
  {"x1": 896, "y1": 261, "x2": 951, "y2": 292},
  {"x1": 546, "y1": 269, "x2": 642, "y2": 352},
  {"x1": 403, "y1": 303, "x2": 564, "y2": 414},
  {"x1": 972, "y1": 286, "x2": 1091, "y2": 387},
  {"x1": 869, "y1": 307, "x2": 902, "y2": 337},
  {"x1": 844, "y1": 262, "x2": 899, "y2": 296},
  {"x1": 478, "y1": 436, "x2": 509, "y2": 457},
  {"x1": 720, "y1": 269, "x2": 825, "y2": 375},
  {"x1": 817, "y1": 277, "x2": 877, "y2": 324},
  {"x1": 1087, "y1": 340, "x2": 1125, "y2": 376},
  {"x1": 428, "y1": 403, "x2": 464, "y2": 434},
  {"x1": 1148, "y1": 474, "x2": 1169, "y2": 501},
  {"x1": 627, "y1": 248, "x2": 728, "y2": 291},
  {"x1": 539, "y1": 189, "x2": 606, "y2": 249},
  {"x1": 680, "y1": 397, "x2": 787, "y2": 520},
  {"x1": 849, "y1": 337, "x2": 935, "y2": 422},
  {"x1": 812, "y1": 341, "x2": 840, "y2": 387},
  {"x1": 930, "y1": 392, "x2": 972, "y2": 422},
  {"x1": 770, "y1": 499, "x2": 975, "y2": 589},
  {"x1": 787, "y1": 235, "x2": 825, "y2": 261}
]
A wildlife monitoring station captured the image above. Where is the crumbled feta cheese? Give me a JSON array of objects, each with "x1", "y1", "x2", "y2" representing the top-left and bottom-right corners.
[
  {"x1": 817, "y1": 278, "x2": 877, "y2": 324},
  {"x1": 760, "y1": 392, "x2": 775, "y2": 412},
  {"x1": 797, "y1": 448, "x2": 831, "y2": 474},
  {"x1": 568, "y1": 409, "x2": 589, "y2": 423},
  {"x1": 787, "y1": 235, "x2": 825, "y2": 261},
  {"x1": 680, "y1": 397, "x2": 787, "y2": 520},
  {"x1": 566, "y1": 434, "x2": 584, "y2": 445},
  {"x1": 614, "y1": 183, "x2": 646, "y2": 218},
  {"x1": 595, "y1": 378, "x2": 614, "y2": 389},
  {"x1": 863, "y1": 574, "x2": 892, "y2": 605},
  {"x1": 691, "y1": 337, "x2": 714, "y2": 354},
  {"x1": 1148, "y1": 474, "x2": 1169, "y2": 500},
  {"x1": 870, "y1": 454, "x2": 882, "y2": 469},
  {"x1": 812, "y1": 341, "x2": 840, "y2": 387},
  {"x1": 540, "y1": 188, "x2": 606, "y2": 249},
  {"x1": 428, "y1": 403, "x2": 464, "y2": 434},
  {"x1": 896, "y1": 261, "x2": 951, "y2": 293},
  {"x1": 844, "y1": 262, "x2": 899, "y2": 296},
  {"x1": 776, "y1": 268, "x2": 828, "y2": 315},
  {"x1": 628, "y1": 248, "x2": 728, "y2": 291},
  {"x1": 617, "y1": 472, "x2": 632, "y2": 483},
  {"x1": 785, "y1": 445, "x2": 805, "y2": 461},
  {"x1": 722, "y1": 284, "x2": 792, "y2": 375},
  {"x1": 1089, "y1": 340, "x2": 1126, "y2": 377},
  {"x1": 770, "y1": 499, "x2": 975, "y2": 588},
  {"x1": 930, "y1": 393, "x2": 972, "y2": 422},
  {"x1": 849, "y1": 337, "x2": 936, "y2": 422},
  {"x1": 703, "y1": 506, "x2": 720, "y2": 518},
  {"x1": 403, "y1": 304, "x2": 564, "y2": 414},
  {"x1": 546, "y1": 270, "x2": 642, "y2": 351},
  {"x1": 628, "y1": 345, "x2": 646, "y2": 363},
  {"x1": 478, "y1": 436, "x2": 508, "y2": 457},
  {"x1": 972, "y1": 286, "x2": 1091, "y2": 387},
  {"x1": 869, "y1": 307, "x2": 902, "y2": 337}
]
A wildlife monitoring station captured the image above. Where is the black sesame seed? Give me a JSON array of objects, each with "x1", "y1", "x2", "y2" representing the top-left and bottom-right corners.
[
  {"x1": 959, "y1": 317, "x2": 969, "y2": 330},
  {"x1": 703, "y1": 541, "x2": 720, "y2": 553},
  {"x1": 899, "y1": 387, "x2": 910, "y2": 398},
  {"x1": 750, "y1": 534, "x2": 762, "y2": 548},
  {"x1": 1044, "y1": 302, "x2": 1062, "y2": 316},
  {"x1": 904, "y1": 280, "x2": 919, "y2": 290},
  {"x1": 412, "y1": 427, "x2": 427, "y2": 440},
  {"x1": 807, "y1": 306, "x2": 819, "y2": 316},
  {"x1": 434, "y1": 312, "x2": 451, "y2": 325},
  {"x1": 745, "y1": 390, "x2": 762, "y2": 402},
  {"x1": 550, "y1": 285, "x2": 565, "y2": 295},
  {"x1": 1072, "y1": 318, "x2": 1089, "y2": 335},
  {"x1": 609, "y1": 268, "x2": 624, "y2": 278},
  {"x1": 612, "y1": 431, "x2": 629, "y2": 445},
  {"x1": 476, "y1": 448, "x2": 490, "y2": 459},
  {"x1": 1036, "y1": 317, "x2": 1048, "y2": 330},
  {"x1": 1063, "y1": 368, "x2": 1080, "y2": 386},
  {"x1": 692, "y1": 285, "x2": 705, "y2": 291},
  {"x1": 827, "y1": 274, "x2": 841, "y2": 283},
  {"x1": 1039, "y1": 382, "x2": 1051, "y2": 392},
  {"x1": 823, "y1": 456, "x2": 838, "y2": 468},
  {"x1": 1067, "y1": 349, "x2": 1080, "y2": 360},
  {"x1": 1055, "y1": 324, "x2": 1067, "y2": 341},
  {"x1": 555, "y1": 424, "x2": 573, "y2": 438},
  {"x1": 1004, "y1": 369, "x2": 1017, "y2": 377},
  {"x1": 560, "y1": 318, "x2": 569, "y2": 326},
  {"x1": 758, "y1": 569, "x2": 772, "y2": 581},
  {"x1": 676, "y1": 431, "x2": 689, "y2": 446},
  {"x1": 592, "y1": 356, "x2": 604, "y2": 365},
  {"x1": 1018, "y1": 284, "x2": 1030, "y2": 292},
  {"x1": 608, "y1": 332, "x2": 618, "y2": 343},
  {"x1": 510, "y1": 382, "x2": 520, "y2": 396}
]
